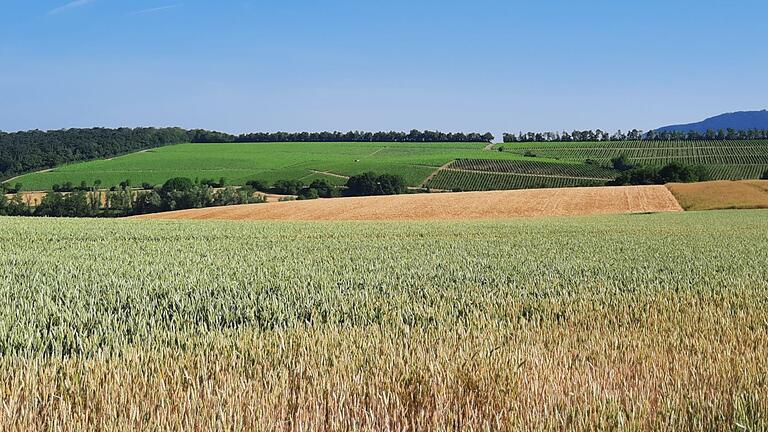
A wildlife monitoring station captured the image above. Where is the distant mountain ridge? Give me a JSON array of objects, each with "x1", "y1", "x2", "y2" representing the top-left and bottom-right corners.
[{"x1": 656, "y1": 110, "x2": 768, "y2": 133}]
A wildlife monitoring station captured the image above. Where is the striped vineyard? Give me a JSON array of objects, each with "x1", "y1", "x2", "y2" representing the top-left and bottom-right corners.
[{"x1": 505, "y1": 140, "x2": 768, "y2": 179}]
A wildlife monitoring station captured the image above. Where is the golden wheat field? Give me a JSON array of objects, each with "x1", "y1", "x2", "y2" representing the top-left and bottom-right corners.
[
  {"x1": 0, "y1": 210, "x2": 766, "y2": 430},
  {"x1": 667, "y1": 180, "x2": 768, "y2": 211},
  {"x1": 134, "y1": 185, "x2": 683, "y2": 221}
]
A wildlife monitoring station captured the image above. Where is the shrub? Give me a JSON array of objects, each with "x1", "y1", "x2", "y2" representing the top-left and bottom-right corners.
[
  {"x1": 346, "y1": 172, "x2": 408, "y2": 196},
  {"x1": 611, "y1": 154, "x2": 634, "y2": 172},
  {"x1": 297, "y1": 188, "x2": 320, "y2": 200},
  {"x1": 346, "y1": 172, "x2": 379, "y2": 196},
  {"x1": 162, "y1": 177, "x2": 195, "y2": 193},
  {"x1": 246, "y1": 179, "x2": 270, "y2": 192},
  {"x1": 35, "y1": 192, "x2": 92, "y2": 217},
  {"x1": 272, "y1": 180, "x2": 304, "y2": 195},
  {"x1": 762, "y1": 170, "x2": 768, "y2": 180},
  {"x1": 133, "y1": 191, "x2": 163, "y2": 214}
]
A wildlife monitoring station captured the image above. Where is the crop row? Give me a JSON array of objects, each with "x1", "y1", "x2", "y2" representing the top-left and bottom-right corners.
[
  {"x1": 515, "y1": 146, "x2": 768, "y2": 165},
  {"x1": 449, "y1": 159, "x2": 616, "y2": 179},
  {"x1": 427, "y1": 170, "x2": 605, "y2": 191}
]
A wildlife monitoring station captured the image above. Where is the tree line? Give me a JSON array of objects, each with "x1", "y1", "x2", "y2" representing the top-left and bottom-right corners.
[
  {"x1": 191, "y1": 130, "x2": 495, "y2": 144},
  {"x1": 1, "y1": 172, "x2": 408, "y2": 218},
  {"x1": 503, "y1": 129, "x2": 768, "y2": 142},
  {"x1": 0, "y1": 127, "x2": 494, "y2": 181},
  {"x1": 606, "y1": 155, "x2": 710, "y2": 186}
]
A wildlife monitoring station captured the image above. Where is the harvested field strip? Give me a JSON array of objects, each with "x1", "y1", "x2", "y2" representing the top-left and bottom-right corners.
[
  {"x1": 667, "y1": 180, "x2": 768, "y2": 211},
  {"x1": 133, "y1": 185, "x2": 683, "y2": 221}
]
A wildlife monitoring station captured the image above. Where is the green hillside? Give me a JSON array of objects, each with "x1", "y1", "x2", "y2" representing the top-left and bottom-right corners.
[
  {"x1": 11, "y1": 141, "x2": 583, "y2": 191},
  {"x1": 11, "y1": 139, "x2": 768, "y2": 192}
]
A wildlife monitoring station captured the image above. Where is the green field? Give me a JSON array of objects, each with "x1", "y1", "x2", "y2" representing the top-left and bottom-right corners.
[
  {"x1": 12, "y1": 139, "x2": 768, "y2": 193},
  {"x1": 11, "y1": 141, "x2": 537, "y2": 191},
  {"x1": 1, "y1": 210, "x2": 766, "y2": 429}
]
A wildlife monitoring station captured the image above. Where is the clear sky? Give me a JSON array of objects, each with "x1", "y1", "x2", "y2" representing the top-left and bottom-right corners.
[{"x1": 1, "y1": 0, "x2": 766, "y2": 139}]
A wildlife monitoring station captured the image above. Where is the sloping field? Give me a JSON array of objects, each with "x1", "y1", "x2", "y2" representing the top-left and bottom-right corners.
[
  {"x1": 667, "y1": 180, "x2": 768, "y2": 211},
  {"x1": 11, "y1": 141, "x2": 565, "y2": 191},
  {"x1": 135, "y1": 185, "x2": 682, "y2": 221}
]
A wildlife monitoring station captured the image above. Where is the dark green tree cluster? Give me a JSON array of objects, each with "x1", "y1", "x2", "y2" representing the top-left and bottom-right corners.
[
  {"x1": 0, "y1": 194, "x2": 31, "y2": 216},
  {"x1": 298, "y1": 180, "x2": 337, "y2": 200},
  {"x1": 345, "y1": 172, "x2": 408, "y2": 196},
  {"x1": 608, "y1": 162, "x2": 710, "y2": 186},
  {"x1": 0, "y1": 127, "x2": 190, "y2": 180},
  {"x1": 762, "y1": 170, "x2": 768, "y2": 180},
  {"x1": 503, "y1": 129, "x2": 768, "y2": 142},
  {"x1": 2, "y1": 177, "x2": 265, "y2": 218}
]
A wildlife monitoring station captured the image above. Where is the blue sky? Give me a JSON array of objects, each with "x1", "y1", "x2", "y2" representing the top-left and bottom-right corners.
[{"x1": 1, "y1": 0, "x2": 766, "y2": 138}]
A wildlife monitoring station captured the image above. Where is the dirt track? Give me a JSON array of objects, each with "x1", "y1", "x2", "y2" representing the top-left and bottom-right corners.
[{"x1": 133, "y1": 185, "x2": 683, "y2": 221}]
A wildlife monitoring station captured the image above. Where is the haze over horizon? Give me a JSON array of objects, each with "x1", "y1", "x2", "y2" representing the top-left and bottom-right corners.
[{"x1": 2, "y1": 0, "x2": 767, "y2": 138}]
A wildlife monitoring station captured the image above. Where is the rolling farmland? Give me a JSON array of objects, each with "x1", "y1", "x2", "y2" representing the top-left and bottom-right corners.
[
  {"x1": 9, "y1": 139, "x2": 768, "y2": 194},
  {"x1": 1, "y1": 210, "x2": 766, "y2": 429},
  {"x1": 11, "y1": 141, "x2": 556, "y2": 191}
]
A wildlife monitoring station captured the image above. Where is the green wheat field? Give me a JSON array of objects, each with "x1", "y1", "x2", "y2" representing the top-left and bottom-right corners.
[{"x1": 1, "y1": 210, "x2": 766, "y2": 430}]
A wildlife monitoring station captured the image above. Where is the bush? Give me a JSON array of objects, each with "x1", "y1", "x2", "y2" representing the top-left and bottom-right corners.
[
  {"x1": 212, "y1": 187, "x2": 264, "y2": 206},
  {"x1": 611, "y1": 154, "x2": 634, "y2": 172},
  {"x1": 36, "y1": 192, "x2": 92, "y2": 217},
  {"x1": 1, "y1": 183, "x2": 21, "y2": 194},
  {"x1": 307, "y1": 179, "x2": 336, "y2": 198},
  {"x1": 162, "y1": 177, "x2": 195, "y2": 193},
  {"x1": 272, "y1": 180, "x2": 304, "y2": 195},
  {"x1": 297, "y1": 188, "x2": 320, "y2": 200},
  {"x1": 346, "y1": 172, "x2": 407, "y2": 196},
  {"x1": 246, "y1": 179, "x2": 270, "y2": 192},
  {"x1": 346, "y1": 172, "x2": 379, "y2": 196},
  {"x1": 52, "y1": 182, "x2": 75, "y2": 193},
  {"x1": 133, "y1": 191, "x2": 163, "y2": 214},
  {"x1": 762, "y1": 170, "x2": 768, "y2": 180}
]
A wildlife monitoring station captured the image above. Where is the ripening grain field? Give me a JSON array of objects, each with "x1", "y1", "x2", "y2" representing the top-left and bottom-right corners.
[{"x1": 0, "y1": 211, "x2": 767, "y2": 430}]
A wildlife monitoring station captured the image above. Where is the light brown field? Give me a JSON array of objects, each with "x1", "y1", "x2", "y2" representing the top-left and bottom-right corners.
[
  {"x1": 134, "y1": 185, "x2": 683, "y2": 221},
  {"x1": 667, "y1": 180, "x2": 768, "y2": 211}
]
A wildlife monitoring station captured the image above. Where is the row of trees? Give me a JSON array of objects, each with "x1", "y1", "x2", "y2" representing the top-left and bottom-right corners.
[
  {"x1": 0, "y1": 178, "x2": 264, "y2": 218},
  {"x1": 2, "y1": 171, "x2": 410, "y2": 218},
  {"x1": 503, "y1": 128, "x2": 768, "y2": 142},
  {"x1": 248, "y1": 172, "x2": 408, "y2": 198},
  {"x1": 191, "y1": 130, "x2": 494, "y2": 144},
  {"x1": 607, "y1": 155, "x2": 710, "y2": 186},
  {"x1": 0, "y1": 127, "x2": 494, "y2": 182}
]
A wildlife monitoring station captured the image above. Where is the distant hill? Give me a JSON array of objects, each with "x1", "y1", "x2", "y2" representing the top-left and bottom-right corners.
[{"x1": 656, "y1": 110, "x2": 768, "y2": 133}]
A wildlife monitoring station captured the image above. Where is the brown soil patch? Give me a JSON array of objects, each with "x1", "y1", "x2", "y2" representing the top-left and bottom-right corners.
[
  {"x1": 666, "y1": 180, "x2": 768, "y2": 211},
  {"x1": 133, "y1": 185, "x2": 683, "y2": 221}
]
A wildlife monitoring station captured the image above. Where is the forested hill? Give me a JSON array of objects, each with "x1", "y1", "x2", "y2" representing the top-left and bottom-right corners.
[
  {"x1": 0, "y1": 128, "x2": 494, "y2": 181},
  {"x1": 656, "y1": 110, "x2": 768, "y2": 134}
]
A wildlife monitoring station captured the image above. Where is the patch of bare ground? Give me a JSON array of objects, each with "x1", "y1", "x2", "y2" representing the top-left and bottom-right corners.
[
  {"x1": 133, "y1": 185, "x2": 683, "y2": 221},
  {"x1": 667, "y1": 180, "x2": 768, "y2": 211}
]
